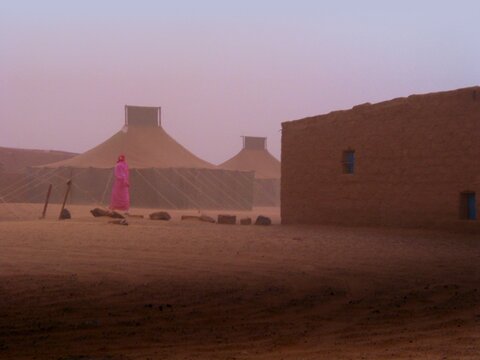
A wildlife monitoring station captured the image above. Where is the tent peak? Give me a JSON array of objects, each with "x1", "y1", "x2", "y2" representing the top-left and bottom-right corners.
[
  {"x1": 125, "y1": 105, "x2": 161, "y2": 128},
  {"x1": 242, "y1": 136, "x2": 266, "y2": 150}
]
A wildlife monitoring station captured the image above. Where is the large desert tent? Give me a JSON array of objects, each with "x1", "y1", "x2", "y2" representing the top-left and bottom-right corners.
[
  {"x1": 24, "y1": 106, "x2": 254, "y2": 210},
  {"x1": 219, "y1": 136, "x2": 280, "y2": 206}
]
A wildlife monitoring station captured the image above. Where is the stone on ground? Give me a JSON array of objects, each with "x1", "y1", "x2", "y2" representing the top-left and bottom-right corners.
[
  {"x1": 149, "y1": 211, "x2": 171, "y2": 221},
  {"x1": 255, "y1": 215, "x2": 271, "y2": 226},
  {"x1": 218, "y1": 214, "x2": 236, "y2": 225},
  {"x1": 240, "y1": 217, "x2": 252, "y2": 225}
]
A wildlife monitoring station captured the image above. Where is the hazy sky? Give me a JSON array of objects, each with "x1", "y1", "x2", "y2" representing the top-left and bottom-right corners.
[{"x1": 1, "y1": 0, "x2": 479, "y2": 163}]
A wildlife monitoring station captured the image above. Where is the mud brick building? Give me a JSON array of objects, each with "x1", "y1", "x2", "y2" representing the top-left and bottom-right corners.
[{"x1": 281, "y1": 87, "x2": 480, "y2": 229}]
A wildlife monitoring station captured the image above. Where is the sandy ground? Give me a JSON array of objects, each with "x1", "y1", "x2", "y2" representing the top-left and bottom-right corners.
[{"x1": 0, "y1": 204, "x2": 479, "y2": 359}]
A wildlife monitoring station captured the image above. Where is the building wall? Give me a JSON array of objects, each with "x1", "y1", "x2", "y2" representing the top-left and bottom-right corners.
[{"x1": 281, "y1": 87, "x2": 480, "y2": 230}]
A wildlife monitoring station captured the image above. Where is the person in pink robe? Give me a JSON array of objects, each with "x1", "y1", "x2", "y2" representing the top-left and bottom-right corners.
[{"x1": 110, "y1": 154, "x2": 130, "y2": 212}]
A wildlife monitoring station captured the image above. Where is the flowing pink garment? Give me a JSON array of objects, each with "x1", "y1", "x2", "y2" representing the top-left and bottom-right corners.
[{"x1": 110, "y1": 160, "x2": 130, "y2": 211}]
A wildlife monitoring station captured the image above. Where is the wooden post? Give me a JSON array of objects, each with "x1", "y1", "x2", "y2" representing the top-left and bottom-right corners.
[
  {"x1": 40, "y1": 184, "x2": 52, "y2": 219},
  {"x1": 58, "y1": 180, "x2": 72, "y2": 220}
]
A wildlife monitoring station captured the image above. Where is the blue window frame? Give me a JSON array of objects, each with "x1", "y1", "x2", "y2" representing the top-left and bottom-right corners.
[
  {"x1": 461, "y1": 192, "x2": 477, "y2": 220},
  {"x1": 342, "y1": 150, "x2": 355, "y2": 174}
]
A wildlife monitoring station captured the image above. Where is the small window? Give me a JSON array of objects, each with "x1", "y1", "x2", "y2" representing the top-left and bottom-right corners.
[
  {"x1": 460, "y1": 192, "x2": 477, "y2": 220},
  {"x1": 342, "y1": 150, "x2": 355, "y2": 174}
]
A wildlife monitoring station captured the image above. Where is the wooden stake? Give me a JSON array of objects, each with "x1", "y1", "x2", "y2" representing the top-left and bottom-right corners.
[
  {"x1": 40, "y1": 184, "x2": 52, "y2": 219},
  {"x1": 58, "y1": 180, "x2": 72, "y2": 220}
]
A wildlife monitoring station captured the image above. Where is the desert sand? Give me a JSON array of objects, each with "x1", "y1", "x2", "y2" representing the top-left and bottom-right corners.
[{"x1": 0, "y1": 204, "x2": 479, "y2": 359}]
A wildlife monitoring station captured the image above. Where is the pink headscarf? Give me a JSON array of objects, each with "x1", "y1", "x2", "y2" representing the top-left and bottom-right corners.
[{"x1": 117, "y1": 154, "x2": 126, "y2": 163}]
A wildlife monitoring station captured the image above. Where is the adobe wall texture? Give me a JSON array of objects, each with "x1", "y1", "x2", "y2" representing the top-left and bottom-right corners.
[{"x1": 281, "y1": 87, "x2": 480, "y2": 230}]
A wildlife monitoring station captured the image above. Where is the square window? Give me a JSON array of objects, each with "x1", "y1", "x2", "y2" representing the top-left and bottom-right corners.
[{"x1": 342, "y1": 150, "x2": 355, "y2": 174}]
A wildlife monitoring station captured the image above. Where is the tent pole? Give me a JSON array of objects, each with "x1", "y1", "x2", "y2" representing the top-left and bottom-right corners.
[
  {"x1": 58, "y1": 180, "x2": 72, "y2": 220},
  {"x1": 40, "y1": 183, "x2": 52, "y2": 219}
]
